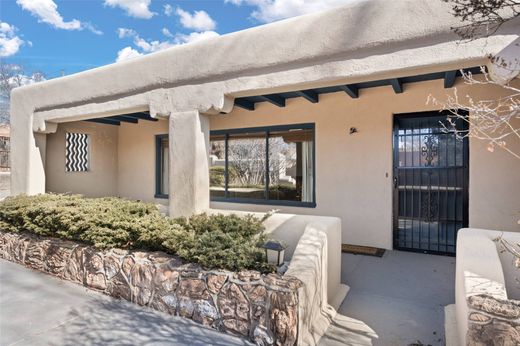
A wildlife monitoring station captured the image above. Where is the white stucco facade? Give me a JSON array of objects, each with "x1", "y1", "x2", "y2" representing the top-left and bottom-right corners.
[{"x1": 10, "y1": 1, "x2": 520, "y2": 249}]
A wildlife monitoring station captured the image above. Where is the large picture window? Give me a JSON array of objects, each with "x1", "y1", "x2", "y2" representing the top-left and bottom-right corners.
[{"x1": 209, "y1": 124, "x2": 315, "y2": 207}]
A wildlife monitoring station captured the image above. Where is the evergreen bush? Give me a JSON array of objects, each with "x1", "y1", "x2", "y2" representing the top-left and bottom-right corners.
[{"x1": 0, "y1": 194, "x2": 272, "y2": 272}]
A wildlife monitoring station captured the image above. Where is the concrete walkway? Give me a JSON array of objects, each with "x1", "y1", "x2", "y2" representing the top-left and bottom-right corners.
[
  {"x1": 0, "y1": 250, "x2": 455, "y2": 346},
  {"x1": 320, "y1": 251, "x2": 455, "y2": 346},
  {"x1": 0, "y1": 259, "x2": 252, "y2": 346}
]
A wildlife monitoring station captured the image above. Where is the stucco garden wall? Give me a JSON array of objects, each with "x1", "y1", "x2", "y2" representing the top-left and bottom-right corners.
[
  {"x1": 45, "y1": 121, "x2": 118, "y2": 197},
  {"x1": 0, "y1": 230, "x2": 303, "y2": 346},
  {"x1": 449, "y1": 228, "x2": 520, "y2": 346},
  {"x1": 210, "y1": 78, "x2": 520, "y2": 249}
]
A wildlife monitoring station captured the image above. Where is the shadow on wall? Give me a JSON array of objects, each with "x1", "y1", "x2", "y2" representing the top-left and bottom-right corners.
[
  {"x1": 50, "y1": 297, "x2": 252, "y2": 346},
  {"x1": 319, "y1": 313, "x2": 378, "y2": 346}
]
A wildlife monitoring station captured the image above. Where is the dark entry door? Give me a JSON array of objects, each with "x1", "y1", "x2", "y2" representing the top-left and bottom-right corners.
[{"x1": 393, "y1": 112, "x2": 469, "y2": 255}]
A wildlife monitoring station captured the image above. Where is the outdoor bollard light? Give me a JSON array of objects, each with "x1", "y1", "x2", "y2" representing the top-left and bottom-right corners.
[{"x1": 262, "y1": 240, "x2": 287, "y2": 266}]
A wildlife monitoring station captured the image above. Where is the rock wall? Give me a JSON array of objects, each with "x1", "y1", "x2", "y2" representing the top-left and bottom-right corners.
[
  {"x1": 466, "y1": 294, "x2": 520, "y2": 346},
  {"x1": 0, "y1": 231, "x2": 302, "y2": 345}
]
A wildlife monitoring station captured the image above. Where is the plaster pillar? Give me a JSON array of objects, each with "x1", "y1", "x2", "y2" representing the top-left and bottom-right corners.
[
  {"x1": 10, "y1": 92, "x2": 46, "y2": 196},
  {"x1": 168, "y1": 110, "x2": 210, "y2": 217}
]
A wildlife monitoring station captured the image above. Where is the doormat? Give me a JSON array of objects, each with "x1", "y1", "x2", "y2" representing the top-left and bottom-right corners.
[{"x1": 341, "y1": 244, "x2": 385, "y2": 257}]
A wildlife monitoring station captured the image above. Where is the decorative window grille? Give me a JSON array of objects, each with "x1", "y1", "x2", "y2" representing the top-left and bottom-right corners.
[{"x1": 65, "y1": 133, "x2": 89, "y2": 172}]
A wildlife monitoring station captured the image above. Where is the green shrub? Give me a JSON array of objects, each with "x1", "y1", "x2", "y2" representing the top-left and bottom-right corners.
[
  {"x1": 0, "y1": 194, "x2": 273, "y2": 272},
  {"x1": 209, "y1": 166, "x2": 225, "y2": 186}
]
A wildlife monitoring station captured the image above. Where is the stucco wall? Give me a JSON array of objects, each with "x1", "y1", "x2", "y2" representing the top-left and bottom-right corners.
[
  {"x1": 210, "y1": 79, "x2": 520, "y2": 249},
  {"x1": 117, "y1": 118, "x2": 168, "y2": 204},
  {"x1": 42, "y1": 78, "x2": 520, "y2": 249},
  {"x1": 45, "y1": 121, "x2": 118, "y2": 197},
  {"x1": 45, "y1": 119, "x2": 169, "y2": 203}
]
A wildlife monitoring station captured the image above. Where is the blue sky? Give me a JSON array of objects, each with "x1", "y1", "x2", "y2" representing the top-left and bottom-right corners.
[{"x1": 1, "y1": 0, "x2": 353, "y2": 79}]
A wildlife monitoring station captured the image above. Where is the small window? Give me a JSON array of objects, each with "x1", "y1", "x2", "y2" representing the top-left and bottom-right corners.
[
  {"x1": 65, "y1": 132, "x2": 89, "y2": 172},
  {"x1": 155, "y1": 135, "x2": 169, "y2": 198},
  {"x1": 209, "y1": 124, "x2": 315, "y2": 207}
]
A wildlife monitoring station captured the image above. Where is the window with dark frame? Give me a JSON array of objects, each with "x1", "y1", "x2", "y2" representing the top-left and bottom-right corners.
[
  {"x1": 209, "y1": 123, "x2": 316, "y2": 207},
  {"x1": 155, "y1": 134, "x2": 169, "y2": 198}
]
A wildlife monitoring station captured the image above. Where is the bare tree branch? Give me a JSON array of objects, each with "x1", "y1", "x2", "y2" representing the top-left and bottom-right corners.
[{"x1": 444, "y1": 0, "x2": 520, "y2": 40}]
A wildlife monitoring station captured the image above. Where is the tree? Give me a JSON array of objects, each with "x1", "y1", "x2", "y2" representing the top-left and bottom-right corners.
[
  {"x1": 442, "y1": 0, "x2": 520, "y2": 286},
  {"x1": 430, "y1": 1, "x2": 520, "y2": 158},
  {"x1": 0, "y1": 63, "x2": 45, "y2": 124},
  {"x1": 446, "y1": 0, "x2": 520, "y2": 40}
]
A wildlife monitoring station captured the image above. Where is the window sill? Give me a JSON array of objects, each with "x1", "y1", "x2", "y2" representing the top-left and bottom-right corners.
[
  {"x1": 210, "y1": 197, "x2": 316, "y2": 208},
  {"x1": 154, "y1": 194, "x2": 169, "y2": 199}
]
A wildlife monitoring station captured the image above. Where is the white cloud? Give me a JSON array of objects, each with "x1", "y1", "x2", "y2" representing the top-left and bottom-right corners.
[
  {"x1": 163, "y1": 4, "x2": 174, "y2": 17},
  {"x1": 162, "y1": 28, "x2": 174, "y2": 38},
  {"x1": 225, "y1": 0, "x2": 354, "y2": 23},
  {"x1": 16, "y1": 0, "x2": 102, "y2": 34},
  {"x1": 117, "y1": 27, "x2": 137, "y2": 39},
  {"x1": 175, "y1": 7, "x2": 216, "y2": 31},
  {"x1": 0, "y1": 22, "x2": 24, "y2": 57},
  {"x1": 174, "y1": 31, "x2": 220, "y2": 45},
  {"x1": 117, "y1": 27, "x2": 173, "y2": 53},
  {"x1": 104, "y1": 0, "x2": 155, "y2": 19},
  {"x1": 134, "y1": 36, "x2": 174, "y2": 53},
  {"x1": 115, "y1": 46, "x2": 143, "y2": 62},
  {"x1": 115, "y1": 26, "x2": 220, "y2": 61}
]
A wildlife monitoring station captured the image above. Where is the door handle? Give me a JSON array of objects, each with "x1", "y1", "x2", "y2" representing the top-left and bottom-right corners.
[{"x1": 394, "y1": 177, "x2": 398, "y2": 189}]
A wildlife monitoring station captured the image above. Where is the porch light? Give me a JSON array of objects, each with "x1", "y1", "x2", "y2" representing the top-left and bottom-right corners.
[{"x1": 262, "y1": 240, "x2": 287, "y2": 266}]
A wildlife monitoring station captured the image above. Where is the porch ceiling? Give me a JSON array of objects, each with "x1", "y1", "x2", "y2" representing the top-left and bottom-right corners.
[
  {"x1": 233, "y1": 66, "x2": 482, "y2": 111},
  {"x1": 84, "y1": 112, "x2": 159, "y2": 126}
]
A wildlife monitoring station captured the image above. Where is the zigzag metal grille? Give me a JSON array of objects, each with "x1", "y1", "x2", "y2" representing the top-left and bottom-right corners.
[{"x1": 65, "y1": 133, "x2": 89, "y2": 172}]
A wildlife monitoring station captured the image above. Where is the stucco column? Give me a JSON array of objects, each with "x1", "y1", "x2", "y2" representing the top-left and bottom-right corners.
[
  {"x1": 168, "y1": 110, "x2": 210, "y2": 217},
  {"x1": 10, "y1": 91, "x2": 46, "y2": 196}
]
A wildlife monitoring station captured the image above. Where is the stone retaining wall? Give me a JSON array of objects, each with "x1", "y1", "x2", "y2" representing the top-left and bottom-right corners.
[
  {"x1": 0, "y1": 231, "x2": 302, "y2": 345},
  {"x1": 466, "y1": 294, "x2": 520, "y2": 346}
]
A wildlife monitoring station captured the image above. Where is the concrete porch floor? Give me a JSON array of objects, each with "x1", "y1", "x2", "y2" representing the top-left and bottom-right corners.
[{"x1": 320, "y1": 251, "x2": 456, "y2": 346}]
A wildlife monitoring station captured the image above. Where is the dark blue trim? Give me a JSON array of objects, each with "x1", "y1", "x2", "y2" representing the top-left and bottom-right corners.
[
  {"x1": 109, "y1": 115, "x2": 138, "y2": 123},
  {"x1": 86, "y1": 118, "x2": 120, "y2": 126},
  {"x1": 259, "y1": 94, "x2": 286, "y2": 107},
  {"x1": 390, "y1": 78, "x2": 403, "y2": 94},
  {"x1": 296, "y1": 90, "x2": 319, "y2": 103},
  {"x1": 211, "y1": 197, "x2": 317, "y2": 208},
  {"x1": 339, "y1": 85, "x2": 359, "y2": 98},
  {"x1": 83, "y1": 111, "x2": 158, "y2": 125},
  {"x1": 155, "y1": 134, "x2": 169, "y2": 199},
  {"x1": 235, "y1": 99, "x2": 255, "y2": 111},
  {"x1": 444, "y1": 71, "x2": 457, "y2": 88},
  {"x1": 233, "y1": 66, "x2": 483, "y2": 110},
  {"x1": 211, "y1": 123, "x2": 315, "y2": 136},
  {"x1": 210, "y1": 123, "x2": 316, "y2": 207}
]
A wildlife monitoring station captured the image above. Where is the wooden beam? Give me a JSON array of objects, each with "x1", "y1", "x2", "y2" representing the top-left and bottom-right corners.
[
  {"x1": 85, "y1": 119, "x2": 120, "y2": 126},
  {"x1": 339, "y1": 85, "x2": 359, "y2": 98},
  {"x1": 444, "y1": 70, "x2": 457, "y2": 88},
  {"x1": 259, "y1": 94, "x2": 286, "y2": 107},
  {"x1": 123, "y1": 112, "x2": 159, "y2": 121},
  {"x1": 296, "y1": 90, "x2": 319, "y2": 103},
  {"x1": 234, "y1": 99, "x2": 255, "y2": 111},
  {"x1": 108, "y1": 116, "x2": 139, "y2": 123},
  {"x1": 390, "y1": 78, "x2": 403, "y2": 94}
]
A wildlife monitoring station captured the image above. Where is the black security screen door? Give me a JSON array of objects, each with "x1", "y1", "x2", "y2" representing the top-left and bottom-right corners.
[{"x1": 393, "y1": 111, "x2": 469, "y2": 255}]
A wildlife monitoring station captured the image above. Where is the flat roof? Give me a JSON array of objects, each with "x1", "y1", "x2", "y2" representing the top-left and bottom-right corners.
[{"x1": 13, "y1": 0, "x2": 519, "y2": 114}]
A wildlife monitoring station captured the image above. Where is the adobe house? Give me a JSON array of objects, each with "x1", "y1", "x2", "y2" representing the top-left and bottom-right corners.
[{"x1": 10, "y1": 0, "x2": 520, "y2": 257}]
